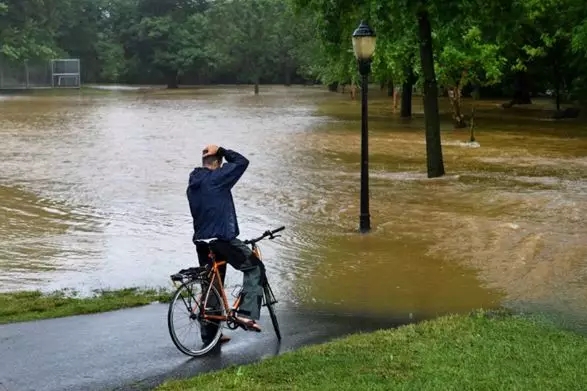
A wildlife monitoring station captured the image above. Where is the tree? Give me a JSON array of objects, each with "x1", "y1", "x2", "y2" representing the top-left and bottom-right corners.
[
  {"x1": 370, "y1": 0, "x2": 418, "y2": 117},
  {"x1": 0, "y1": 0, "x2": 61, "y2": 63},
  {"x1": 416, "y1": 1, "x2": 444, "y2": 177},
  {"x1": 207, "y1": 0, "x2": 285, "y2": 94},
  {"x1": 498, "y1": 0, "x2": 587, "y2": 109},
  {"x1": 118, "y1": 0, "x2": 213, "y2": 88},
  {"x1": 435, "y1": 25, "x2": 506, "y2": 128}
]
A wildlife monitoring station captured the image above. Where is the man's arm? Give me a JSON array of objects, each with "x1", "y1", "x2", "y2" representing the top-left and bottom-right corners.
[{"x1": 211, "y1": 147, "x2": 250, "y2": 189}]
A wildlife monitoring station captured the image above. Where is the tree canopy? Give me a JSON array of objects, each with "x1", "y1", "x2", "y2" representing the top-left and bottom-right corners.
[{"x1": 1, "y1": 0, "x2": 585, "y2": 102}]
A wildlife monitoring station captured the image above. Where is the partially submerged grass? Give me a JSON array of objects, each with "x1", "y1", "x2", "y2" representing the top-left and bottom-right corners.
[
  {"x1": 0, "y1": 287, "x2": 172, "y2": 324},
  {"x1": 157, "y1": 310, "x2": 587, "y2": 391}
]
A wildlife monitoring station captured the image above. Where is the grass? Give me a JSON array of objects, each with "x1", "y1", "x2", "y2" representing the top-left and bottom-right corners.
[
  {"x1": 0, "y1": 287, "x2": 172, "y2": 324},
  {"x1": 157, "y1": 310, "x2": 587, "y2": 391}
]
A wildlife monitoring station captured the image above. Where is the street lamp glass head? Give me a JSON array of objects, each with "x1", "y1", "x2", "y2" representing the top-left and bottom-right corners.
[{"x1": 352, "y1": 21, "x2": 376, "y2": 60}]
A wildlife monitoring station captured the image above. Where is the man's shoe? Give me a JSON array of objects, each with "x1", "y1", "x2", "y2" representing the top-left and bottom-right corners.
[
  {"x1": 235, "y1": 316, "x2": 262, "y2": 332},
  {"x1": 219, "y1": 334, "x2": 231, "y2": 343}
]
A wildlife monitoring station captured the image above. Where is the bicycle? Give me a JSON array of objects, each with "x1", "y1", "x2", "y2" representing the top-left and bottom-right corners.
[{"x1": 167, "y1": 226, "x2": 284, "y2": 357}]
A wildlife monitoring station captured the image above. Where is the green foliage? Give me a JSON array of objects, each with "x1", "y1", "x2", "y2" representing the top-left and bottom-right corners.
[
  {"x1": 0, "y1": 0, "x2": 60, "y2": 62},
  {"x1": 1, "y1": 0, "x2": 587, "y2": 100},
  {"x1": 436, "y1": 25, "x2": 506, "y2": 89}
]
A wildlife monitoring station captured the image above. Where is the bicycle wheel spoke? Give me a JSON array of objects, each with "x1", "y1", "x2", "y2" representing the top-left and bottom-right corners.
[
  {"x1": 168, "y1": 280, "x2": 227, "y2": 356},
  {"x1": 178, "y1": 285, "x2": 200, "y2": 313}
]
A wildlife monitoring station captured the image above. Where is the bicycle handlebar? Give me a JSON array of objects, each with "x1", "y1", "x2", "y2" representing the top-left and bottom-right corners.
[{"x1": 244, "y1": 226, "x2": 286, "y2": 245}]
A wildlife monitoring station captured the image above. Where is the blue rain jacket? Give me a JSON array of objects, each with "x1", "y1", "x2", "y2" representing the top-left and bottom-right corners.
[{"x1": 187, "y1": 148, "x2": 249, "y2": 241}]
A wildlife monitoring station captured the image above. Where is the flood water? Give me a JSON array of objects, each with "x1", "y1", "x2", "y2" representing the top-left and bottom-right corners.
[{"x1": 1, "y1": 86, "x2": 586, "y2": 330}]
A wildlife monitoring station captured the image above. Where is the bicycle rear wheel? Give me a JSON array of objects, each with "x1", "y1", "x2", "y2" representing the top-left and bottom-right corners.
[
  {"x1": 167, "y1": 280, "x2": 226, "y2": 356},
  {"x1": 263, "y1": 282, "x2": 281, "y2": 340}
]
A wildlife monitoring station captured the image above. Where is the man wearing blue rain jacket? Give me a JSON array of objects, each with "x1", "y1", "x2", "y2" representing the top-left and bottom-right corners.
[{"x1": 187, "y1": 144, "x2": 264, "y2": 343}]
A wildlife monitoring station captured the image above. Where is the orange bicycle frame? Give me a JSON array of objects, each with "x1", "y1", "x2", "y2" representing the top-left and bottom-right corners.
[
  {"x1": 200, "y1": 244, "x2": 262, "y2": 322},
  {"x1": 200, "y1": 249, "x2": 242, "y2": 322}
]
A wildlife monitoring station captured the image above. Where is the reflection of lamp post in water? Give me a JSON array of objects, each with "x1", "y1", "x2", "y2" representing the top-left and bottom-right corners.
[{"x1": 352, "y1": 21, "x2": 376, "y2": 233}]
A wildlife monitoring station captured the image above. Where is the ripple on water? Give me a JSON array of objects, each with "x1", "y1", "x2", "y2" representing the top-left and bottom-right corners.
[
  {"x1": 2, "y1": 89, "x2": 587, "y2": 331},
  {"x1": 0, "y1": 184, "x2": 105, "y2": 288}
]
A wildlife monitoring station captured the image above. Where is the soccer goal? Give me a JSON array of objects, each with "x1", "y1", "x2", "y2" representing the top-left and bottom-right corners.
[{"x1": 51, "y1": 59, "x2": 81, "y2": 88}]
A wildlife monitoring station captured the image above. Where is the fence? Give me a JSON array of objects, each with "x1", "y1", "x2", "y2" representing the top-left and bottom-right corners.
[{"x1": 0, "y1": 55, "x2": 81, "y2": 89}]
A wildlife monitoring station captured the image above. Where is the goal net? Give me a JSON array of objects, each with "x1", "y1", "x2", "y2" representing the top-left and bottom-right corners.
[{"x1": 51, "y1": 59, "x2": 81, "y2": 88}]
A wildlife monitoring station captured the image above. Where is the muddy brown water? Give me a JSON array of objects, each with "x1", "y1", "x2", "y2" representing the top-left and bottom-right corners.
[{"x1": 1, "y1": 86, "x2": 586, "y2": 330}]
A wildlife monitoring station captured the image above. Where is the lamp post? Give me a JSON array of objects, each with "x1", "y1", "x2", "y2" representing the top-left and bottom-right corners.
[{"x1": 352, "y1": 21, "x2": 376, "y2": 233}]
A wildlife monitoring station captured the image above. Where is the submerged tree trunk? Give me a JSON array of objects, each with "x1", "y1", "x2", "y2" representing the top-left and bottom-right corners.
[
  {"x1": 469, "y1": 105, "x2": 476, "y2": 142},
  {"x1": 503, "y1": 71, "x2": 532, "y2": 107},
  {"x1": 328, "y1": 82, "x2": 339, "y2": 92},
  {"x1": 284, "y1": 70, "x2": 291, "y2": 87},
  {"x1": 417, "y1": 4, "x2": 445, "y2": 178},
  {"x1": 166, "y1": 69, "x2": 179, "y2": 89},
  {"x1": 448, "y1": 83, "x2": 467, "y2": 128},
  {"x1": 554, "y1": 61, "x2": 561, "y2": 111},
  {"x1": 254, "y1": 75, "x2": 260, "y2": 95},
  {"x1": 469, "y1": 85, "x2": 480, "y2": 142},
  {"x1": 284, "y1": 59, "x2": 292, "y2": 86},
  {"x1": 387, "y1": 80, "x2": 394, "y2": 97},
  {"x1": 350, "y1": 82, "x2": 357, "y2": 100},
  {"x1": 401, "y1": 68, "x2": 415, "y2": 118}
]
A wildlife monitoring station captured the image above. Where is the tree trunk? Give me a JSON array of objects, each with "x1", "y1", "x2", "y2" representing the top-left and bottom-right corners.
[
  {"x1": 166, "y1": 70, "x2": 179, "y2": 89},
  {"x1": 469, "y1": 105, "x2": 476, "y2": 142},
  {"x1": 503, "y1": 71, "x2": 532, "y2": 107},
  {"x1": 448, "y1": 85, "x2": 467, "y2": 128},
  {"x1": 417, "y1": 4, "x2": 445, "y2": 178},
  {"x1": 284, "y1": 60, "x2": 291, "y2": 86},
  {"x1": 328, "y1": 82, "x2": 339, "y2": 92},
  {"x1": 254, "y1": 75, "x2": 260, "y2": 95},
  {"x1": 469, "y1": 85, "x2": 480, "y2": 142},
  {"x1": 387, "y1": 80, "x2": 394, "y2": 97},
  {"x1": 401, "y1": 68, "x2": 415, "y2": 118},
  {"x1": 554, "y1": 61, "x2": 561, "y2": 111},
  {"x1": 350, "y1": 82, "x2": 357, "y2": 100}
]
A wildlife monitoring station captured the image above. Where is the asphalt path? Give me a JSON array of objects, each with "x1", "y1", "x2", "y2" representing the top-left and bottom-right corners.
[{"x1": 0, "y1": 303, "x2": 404, "y2": 391}]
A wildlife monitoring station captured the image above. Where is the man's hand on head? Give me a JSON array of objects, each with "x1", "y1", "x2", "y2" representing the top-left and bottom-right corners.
[{"x1": 202, "y1": 144, "x2": 220, "y2": 157}]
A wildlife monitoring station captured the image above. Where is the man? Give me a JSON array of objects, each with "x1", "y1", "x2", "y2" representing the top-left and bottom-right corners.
[{"x1": 187, "y1": 144, "x2": 264, "y2": 344}]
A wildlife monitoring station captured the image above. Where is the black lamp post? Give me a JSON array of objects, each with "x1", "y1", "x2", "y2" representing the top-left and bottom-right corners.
[{"x1": 352, "y1": 21, "x2": 376, "y2": 233}]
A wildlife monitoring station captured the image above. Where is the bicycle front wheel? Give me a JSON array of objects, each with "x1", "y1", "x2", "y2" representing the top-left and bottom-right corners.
[
  {"x1": 167, "y1": 280, "x2": 226, "y2": 357},
  {"x1": 263, "y1": 282, "x2": 281, "y2": 341}
]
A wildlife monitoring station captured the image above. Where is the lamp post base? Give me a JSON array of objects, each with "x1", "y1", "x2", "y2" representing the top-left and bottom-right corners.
[{"x1": 359, "y1": 213, "x2": 371, "y2": 233}]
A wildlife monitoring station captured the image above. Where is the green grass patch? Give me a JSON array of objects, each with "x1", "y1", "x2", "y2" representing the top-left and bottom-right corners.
[
  {"x1": 0, "y1": 287, "x2": 172, "y2": 324},
  {"x1": 157, "y1": 310, "x2": 587, "y2": 391}
]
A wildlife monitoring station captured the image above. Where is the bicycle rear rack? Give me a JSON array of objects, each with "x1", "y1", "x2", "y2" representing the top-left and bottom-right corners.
[{"x1": 170, "y1": 266, "x2": 209, "y2": 283}]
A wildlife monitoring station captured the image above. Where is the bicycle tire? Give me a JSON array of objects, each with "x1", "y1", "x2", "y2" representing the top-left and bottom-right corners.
[
  {"x1": 167, "y1": 280, "x2": 226, "y2": 357},
  {"x1": 263, "y1": 283, "x2": 281, "y2": 340}
]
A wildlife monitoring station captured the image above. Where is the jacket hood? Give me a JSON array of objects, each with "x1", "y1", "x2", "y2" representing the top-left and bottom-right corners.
[{"x1": 188, "y1": 167, "x2": 210, "y2": 189}]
